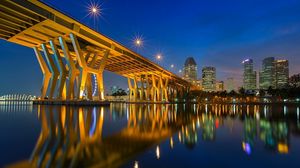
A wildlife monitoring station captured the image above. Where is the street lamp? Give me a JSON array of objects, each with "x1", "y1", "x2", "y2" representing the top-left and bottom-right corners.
[
  {"x1": 156, "y1": 54, "x2": 162, "y2": 60},
  {"x1": 87, "y1": 2, "x2": 102, "y2": 30},
  {"x1": 92, "y1": 7, "x2": 98, "y2": 13},
  {"x1": 135, "y1": 38, "x2": 142, "y2": 47},
  {"x1": 88, "y1": 3, "x2": 101, "y2": 17},
  {"x1": 170, "y1": 64, "x2": 174, "y2": 68}
]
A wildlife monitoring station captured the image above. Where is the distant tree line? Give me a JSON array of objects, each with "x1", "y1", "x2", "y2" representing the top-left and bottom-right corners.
[
  {"x1": 190, "y1": 85, "x2": 300, "y2": 100},
  {"x1": 111, "y1": 88, "x2": 127, "y2": 96}
]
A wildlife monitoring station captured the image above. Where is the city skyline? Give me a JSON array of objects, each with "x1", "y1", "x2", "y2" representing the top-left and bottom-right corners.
[{"x1": 1, "y1": 0, "x2": 300, "y2": 95}]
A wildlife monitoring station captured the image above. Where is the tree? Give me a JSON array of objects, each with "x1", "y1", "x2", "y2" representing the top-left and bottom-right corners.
[
  {"x1": 259, "y1": 89, "x2": 265, "y2": 97},
  {"x1": 267, "y1": 86, "x2": 274, "y2": 96},
  {"x1": 238, "y1": 87, "x2": 245, "y2": 95},
  {"x1": 229, "y1": 90, "x2": 237, "y2": 97},
  {"x1": 112, "y1": 88, "x2": 127, "y2": 96}
]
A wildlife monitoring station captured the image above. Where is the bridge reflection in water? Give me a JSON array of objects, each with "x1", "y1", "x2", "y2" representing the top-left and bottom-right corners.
[{"x1": 6, "y1": 103, "x2": 300, "y2": 168}]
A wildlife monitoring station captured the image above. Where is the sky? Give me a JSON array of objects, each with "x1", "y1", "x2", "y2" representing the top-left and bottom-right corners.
[{"x1": 0, "y1": 0, "x2": 300, "y2": 95}]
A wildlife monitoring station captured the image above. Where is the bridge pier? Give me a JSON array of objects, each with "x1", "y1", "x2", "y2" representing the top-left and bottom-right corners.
[
  {"x1": 49, "y1": 40, "x2": 67, "y2": 100},
  {"x1": 34, "y1": 33, "x2": 110, "y2": 101},
  {"x1": 127, "y1": 74, "x2": 178, "y2": 103},
  {"x1": 34, "y1": 47, "x2": 51, "y2": 100}
]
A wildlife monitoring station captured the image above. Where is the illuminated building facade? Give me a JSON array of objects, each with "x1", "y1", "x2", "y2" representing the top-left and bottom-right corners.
[
  {"x1": 243, "y1": 59, "x2": 257, "y2": 90},
  {"x1": 259, "y1": 57, "x2": 275, "y2": 90},
  {"x1": 273, "y1": 60, "x2": 289, "y2": 89},
  {"x1": 202, "y1": 67, "x2": 216, "y2": 92},
  {"x1": 289, "y1": 73, "x2": 300, "y2": 87},
  {"x1": 216, "y1": 81, "x2": 224, "y2": 91},
  {"x1": 183, "y1": 57, "x2": 198, "y2": 82}
]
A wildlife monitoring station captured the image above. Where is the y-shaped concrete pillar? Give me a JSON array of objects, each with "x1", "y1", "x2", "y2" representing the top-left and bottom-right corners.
[
  {"x1": 152, "y1": 75, "x2": 159, "y2": 102},
  {"x1": 97, "y1": 50, "x2": 109, "y2": 100},
  {"x1": 140, "y1": 75, "x2": 145, "y2": 101},
  {"x1": 85, "y1": 53, "x2": 93, "y2": 100},
  {"x1": 128, "y1": 77, "x2": 138, "y2": 102},
  {"x1": 70, "y1": 33, "x2": 89, "y2": 99},
  {"x1": 70, "y1": 33, "x2": 109, "y2": 100},
  {"x1": 59, "y1": 36, "x2": 80, "y2": 100},
  {"x1": 145, "y1": 74, "x2": 151, "y2": 101},
  {"x1": 160, "y1": 76, "x2": 169, "y2": 102},
  {"x1": 41, "y1": 44, "x2": 59, "y2": 99},
  {"x1": 34, "y1": 47, "x2": 51, "y2": 99},
  {"x1": 49, "y1": 40, "x2": 67, "y2": 100}
]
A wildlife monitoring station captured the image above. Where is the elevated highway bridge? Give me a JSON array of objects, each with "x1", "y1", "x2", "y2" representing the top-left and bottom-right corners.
[{"x1": 0, "y1": 0, "x2": 194, "y2": 102}]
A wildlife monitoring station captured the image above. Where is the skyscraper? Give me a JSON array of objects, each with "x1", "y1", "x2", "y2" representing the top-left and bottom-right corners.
[
  {"x1": 289, "y1": 74, "x2": 300, "y2": 87},
  {"x1": 216, "y1": 81, "x2": 224, "y2": 91},
  {"x1": 259, "y1": 57, "x2": 275, "y2": 90},
  {"x1": 273, "y1": 60, "x2": 289, "y2": 89},
  {"x1": 202, "y1": 66, "x2": 216, "y2": 91},
  {"x1": 225, "y1": 77, "x2": 235, "y2": 91},
  {"x1": 242, "y1": 59, "x2": 257, "y2": 90},
  {"x1": 183, "y1": 57, "x2": 197, "y2": 82}
]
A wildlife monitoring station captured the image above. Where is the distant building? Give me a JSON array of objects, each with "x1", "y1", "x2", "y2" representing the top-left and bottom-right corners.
[
  {"x1": 183, "y1": 57, "x2": 197, "y2": 82},
  {"x1": 196, "y1": 80, "x2": 203, "y2": 90},
  {"x1": 216, "y1": 81, "x2": 224, "y2": 91},
  {"x1": 259, "y1": 57, "x2": 275, "y2": 90},
  {"x1": 202, "y1": 66, "x2": 216, "y2": 91},
  {"x1": 225, "y1": 77, "x2": 235, "y2": 92},
  {"x1": 242, "y1": 59, "x2": 257, "y2": 90},
  {"x1": 289, "y1": 74, "x2": 300, "y2": 87},
  {"x1": 273, "y1": 60, "x2": 289, "y2": 89}
]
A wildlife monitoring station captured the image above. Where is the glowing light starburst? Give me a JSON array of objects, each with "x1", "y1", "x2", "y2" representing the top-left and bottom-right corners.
[
  {"x1": 88, "y1": 1, "x2": 102, "y2": 18},
  {"x1": 133, "y1": 36, "x2": 143, "y2": 47},
  {"x1": 156, "y1": 53, "x2": 162, "y2": 60},
  {"x1": 83, "y1": 1, "x2": 104, "y2": 31}
]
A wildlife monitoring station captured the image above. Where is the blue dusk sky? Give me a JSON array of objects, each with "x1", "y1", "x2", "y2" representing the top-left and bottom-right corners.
[{"x1": 0, "y1": 0, "x2": 300, "y2": 95}]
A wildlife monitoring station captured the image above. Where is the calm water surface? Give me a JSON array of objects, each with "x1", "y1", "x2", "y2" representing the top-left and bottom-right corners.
[{"x1": 0, "y1": 101, "x2": 300, "y2": 168}]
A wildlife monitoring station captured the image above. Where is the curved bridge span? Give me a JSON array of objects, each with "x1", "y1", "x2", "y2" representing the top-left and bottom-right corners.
[{"x1": 0, "y1": 0, "x2": 194, "y2": 102}]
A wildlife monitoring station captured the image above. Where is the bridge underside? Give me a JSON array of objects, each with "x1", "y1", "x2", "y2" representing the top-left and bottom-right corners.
[{"x1": 0, "y1": 0, "x2": 193, "y2": 102}]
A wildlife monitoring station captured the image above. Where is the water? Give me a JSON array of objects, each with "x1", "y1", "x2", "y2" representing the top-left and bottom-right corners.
[{"x1": 0, "y1": 102, "x2": 300, "y2": 168}]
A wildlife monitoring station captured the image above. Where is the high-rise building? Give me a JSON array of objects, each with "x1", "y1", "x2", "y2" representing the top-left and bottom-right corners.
[
  {"x1": 196, "y1": 80, "x2": 203, "y2": 90},
  {"x1": 225, "y1": 77, "x2": 235, "y2": 91},
  {"x1": 289, "y1": 74, "x2": 300, "y2": 87},
  {"x1": 183, "y1": 57, "x2": 197, "y2": 82},
  {"x1": 259, "y1": 57, "x2": 275, "y2": 90},
  {"x1": 273, "y1": 60, "x2": 289, "y2": 89},
  {"x1": 202, "y1": 66, "x2": 216, "y2": 91},
  {"x1": 242, "y1": 59, "x2": 257, "y2": 90},
  {"x1": 216, "y1": 81, "x2": 224, "y2": 91}
]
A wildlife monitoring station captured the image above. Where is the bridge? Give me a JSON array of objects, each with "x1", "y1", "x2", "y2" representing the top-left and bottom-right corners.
[{"x1": 0, "y1": 0, "x2": 193, "y2": 102}]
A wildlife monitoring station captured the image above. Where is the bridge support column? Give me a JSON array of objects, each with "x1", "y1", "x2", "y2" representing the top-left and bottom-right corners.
[
  {"x1": 34, "y1": 47, "x2": 51, "y2": 99},
  {"x1": 84, "y1": 53, "x2": 93, "y2": 100},
  {"x1": 145, "y1": 74, "x2": 151, "y2": 101},
  {"x1": 49, "y1": 40, "x2": 67, "y2": 100},
  {"x1": 151, "y1": 75, "x2": 159, "y2": 102},
  {"x1": 59, "y1": 36, "x2": 80, "y2": 100},
  {"x1": 70, "y1": 33, "x2": 109, "y2": 100},
  {"x1": 97, "y1": 50, "x2": 109, "y2": 100},
  {"x1": 160, "y1": 76, "x2": 169, "y2": 102},
  {"x1": 140, "y1": 75, "x2": 145, "y2": 101},
  {"x1": 41, "y1": 44, "x2": 59, "y2": 100},
  {"x1": 128, "y1": 77, "x2": 138, "y2": 102}
]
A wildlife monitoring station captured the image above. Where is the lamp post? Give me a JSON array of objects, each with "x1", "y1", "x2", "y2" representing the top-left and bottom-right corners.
[{"x1": 156, "y1": 53, "x2": 162, "y2": 65}]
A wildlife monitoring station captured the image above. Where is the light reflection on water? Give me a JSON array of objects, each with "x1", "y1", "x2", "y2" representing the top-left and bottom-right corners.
[{"x1": 0, "y1": 102, "x2": 300, "y2": 168}]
